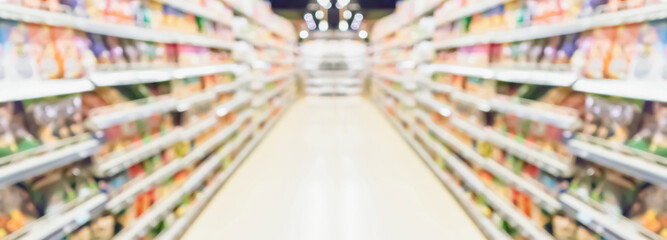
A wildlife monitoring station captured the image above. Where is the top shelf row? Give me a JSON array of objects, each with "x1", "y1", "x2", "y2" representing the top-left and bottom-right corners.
[
  {"x1": 433, "y1": 2, "x2": 667, "y2": 49},
  {"x1": 0, "y1": 4, "x2": 234, "y2": 49}
]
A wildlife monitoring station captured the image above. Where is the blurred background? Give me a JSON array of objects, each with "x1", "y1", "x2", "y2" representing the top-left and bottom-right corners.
[{"x1": 1, "y1": 0, "x2": 667, "y2": 240}]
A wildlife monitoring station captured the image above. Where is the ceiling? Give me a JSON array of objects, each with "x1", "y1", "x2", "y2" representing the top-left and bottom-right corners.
[
  {"x1": 269, "y1": 0, "x2": 397, "y2": 20},
  {"x1": 270, "y1": 0, "x2": 398, "y2": 10}
]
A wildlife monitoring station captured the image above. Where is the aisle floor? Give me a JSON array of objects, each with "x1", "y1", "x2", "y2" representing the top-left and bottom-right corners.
[{"x1": 183, "y1": 96, "x2": 485, "y2": 240}]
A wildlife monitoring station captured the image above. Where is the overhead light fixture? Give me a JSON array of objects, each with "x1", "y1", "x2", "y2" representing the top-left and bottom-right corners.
[
  {"x1": 318, "y1": 21, "x2": 329, "y2": 31},
  {"x1": 338, "y1": 21, "x2": 349, "y2": 31},
  {"x1": 307, "y1": 23, "x2": 317, "y2": 30},
  {"x1": 343, "y1": 10, "x2": 352, "y2": 20},
  {"x1": 300, "y1": 30, "x2": 309, "y2": 39},
  {"x1": 324, "y1": 2, "x2": 332, "y2": 9},
  {"x1": 317, "y1": 0, "x2": 330, "y2": 7},
  {"x1": 354, "y1": 13, "x2": 363, "y2": 21},
  {"x1": 351, "y1": 22, "x2": 359, "y2": 30},
  {"x1": 337, "y1": 0, "x2": 350, "y2": 8},
  {"x1": 358, "y1": 30, "x2": 368, "y2": 39},
  {"x1": 304, "y1": 13, "x2": 313, "y2": 21},
  {"x1": 315, "y1": 10, "x2": 324, "y2": 19}
]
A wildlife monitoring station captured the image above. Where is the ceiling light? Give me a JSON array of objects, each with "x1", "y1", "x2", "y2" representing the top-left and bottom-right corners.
[
  {"x1": 354, "y1": 13, "x2": 363, "y2": 20},
  {"x1": 318, "y1": 21, "x2": 329, "y2": 31},
  {"x1": 300, "y1": 30, "x2": 309, "y2": 39},
  {"x1": 351, "y1": 23, "x2": 359, "y2": 30},
  {"x1": 317, "y1": 0, "x2": 330, "y2": 7},
  {"x1": 338, "y1": 0, "x2": 350, "y2": 7},
  {"x1": 324, "y1": 2, "x2": 332, "y2": 9},
  {"x1": 338, "y1": 21, "x2": 349, "y2": 31},
  {"x1": 343, "y1": 10, "x2": 352, "y2": 20},
  {"x1": 358, "y1": 30, "x2": 368, "y2": 39},
  {"x1": 304, "y1": 13, "x2": 313, "y2": 21},
  {"x1": 307, "y1": 23, "x2": 317, "y2": 30},
  {"x1": 315, "y1": 10, "x2": 324, "y2": 19}
]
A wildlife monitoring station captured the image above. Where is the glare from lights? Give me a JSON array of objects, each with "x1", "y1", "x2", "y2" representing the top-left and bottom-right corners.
[
  {"x1": 335, "y1": 2, "x2": 343, "y2": 9},
  {"x1": 299, "y1": 30, "x2": 309, "y2": 39},
  {"x1": 338, "y1": 0, "x2": 350, "y2": 7},
  {"x1": 304, "y1": 13, "x2": 313, "y2": 21},
  {"x1": 359, "y1": 30, "x2": 368, "y2": 39},
  {"x1": 315, "y1": 10, "x2": 324, "y2": 19},
  {"x1": 317, "y1": 0, "x2": 330, "y2": 7},
  {"x1": 351, "y1": 22, "x2": 360, "y2": 30},
  {"x1": 354, "y1": 13, "x2": 363, "y2": 20},
  {"x1": 338, "y1": 21, "x2": 349, "y2": 31},
  {"x1": 324, "y1": 2, "x2": 332, "y2": 9},
  {"x1": 343, "y1": 10, "x2": 352, "y2": 20},
  {"x1": 307, "y1": 23, "x2": 317, "y2": 30},
  {"x1": 318, "y1": 21, "x2": 329, "y2": 31}
]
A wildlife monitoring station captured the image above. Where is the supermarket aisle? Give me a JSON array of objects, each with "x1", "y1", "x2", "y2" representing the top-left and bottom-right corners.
[{"x1": 183, "y1": 96, "x2": 484, "y2": 240}]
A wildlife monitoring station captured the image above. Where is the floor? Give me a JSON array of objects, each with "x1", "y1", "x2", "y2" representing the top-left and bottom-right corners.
[{"x1": 182, "y1": 96, "x2": 485, "y2": 240}]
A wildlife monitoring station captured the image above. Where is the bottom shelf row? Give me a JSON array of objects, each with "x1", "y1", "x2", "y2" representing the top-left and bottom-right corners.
[
  {"x1": 375, "y1": 94, "x2": 643, "y2": 240},
  {"x1": 12, "y1": 97, "x2": 293, "y2": 240}
]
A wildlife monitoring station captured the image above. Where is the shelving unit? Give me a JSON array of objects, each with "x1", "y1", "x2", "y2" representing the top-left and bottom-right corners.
[
  {"x1": 0, "y1": 4, "x2": 234, "y2": 49},
  {"x1": 0, "y1": 0, "x2": 296, "y2": 239},
  {"x1": 371, "y1": 0, "x2": 667, "y2": 238},
  {"x1": 373, "y1": 97, "x2": 518, "y2": 240}
]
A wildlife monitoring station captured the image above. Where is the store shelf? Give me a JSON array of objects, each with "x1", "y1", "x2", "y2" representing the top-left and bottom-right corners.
[
  {"x1": 436, "y1": 0, "x2": 512, "y2": 26},
  {"x1": 87, "y1": 98, "x2": 179, "y2": 130},
  {"x1": 433, "y1": 4, "x2": 667, "y2": 49},
  {"x1": 306, "y1": 78, "x2": 361, "y2": 86},
  {"x1": 181, "y1": 117, "x2": 218, "y2": 140},
  {"x1": 171, "y1": 64, "x2": 241, "y2": 79},
  {"x1": 156, "y1": 103, "x2": 291, "y2": 240},
  {"x1": 112, "y1": 150, "x2": 228, "y2": 240},
  {"x1": 21, "y1": 194, "x2": 108, "y2": 240},
  {"x1": 89, "y1": 64, "x2": 241, "y2": 87},
  {"x1": 420, "y1": 80, "x2": 492, "y2": 112},
  {"x1": 569, "y1": 139, "x2": 667, "y2": 189},
  {"x1": 416, "y1": 111, "x2": 561, "y2": 212},
  {"x1": 95, "y1": 129, "x2": 183, "y2": 177},
  {"x1": 113, "y1": 126, "x2": 255, "y2": 240},
  {"x1": 216, "y1": 94, "x2": 252, "y2": 117},
  {"x1": 376, "y1": 103, "x2": 515, "y2": 240},
  {"x1": 427, "y1": 64, "x2": 577, "y2": 87},
  {"x1": 105, "y1": 158, "x2": 183, "y2": 213},
  {"x1": 560, "y1": 194, "x2": 650, "y2": 240},
  {"x1": 494, "y1": 68, "x2": 578, "y2": 87},
  {"x1": 0, "y1": 4, "x2": 234, "y2": 50},
  {"x1": 155, "y1": 0, "x2": 231, "y2": 26},
  {"x1": 89, "y1": 69, "x2": 173, "y2": 87},
  {"x1": 262, "y1": 70, "x2": 296, "y2": 83},
  {"x1": 0, "y1": 79, "x2": 95, "y2": 102},
  {"x1": 104, "y1": 117, "x2": 218, "y2": 212},
  {"x1": 113, "y1": 103, "x2": 285, "y2": 240},
  {"x1": 438, "y1": 145, "x2": 553, "y2": 240},
  {"x1": 490, "y1": 98, "x2": 581, "y2": 130},
  {"x1": 181, "y1": 111, "x2": 253, "y2": 166},
  {"x1": 252, "y1": 80, "x2": 293, "y2": 107},
  {"x1": 450, "y1": 118, "x2": 487, "y2": 140},
  {"x1": 212, "y1": 79, "x2": 249, "y2": 93},
  {"x1": 0, "y1": 138, "x2": 100, "y2": 188},
  {"x1": 428, "y1": 64, "x2": 494, "y2": 79},
  {"x1": 177, "y1": 92, "x2": 217, "y2": 112},
  {"x1": 415, "y1": 93, "x2": 452, "y2": 117},
  {"x1": 485, "y1": 129, "x2": 572, "y2": 177},
  {"x1": 373, "y1": 0, "x2": 446, "y2": 41},
  {"x1": 373, "y1": 70, "x2": 409, "y2": 84},
  {"x1": 573, "y1": 79, "x2": 667, "y2": 102}
]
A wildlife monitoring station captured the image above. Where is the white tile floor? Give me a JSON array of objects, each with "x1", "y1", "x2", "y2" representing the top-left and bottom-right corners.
[{"x1": 182, "y1": 96, "x2": 485, "y2": 240}]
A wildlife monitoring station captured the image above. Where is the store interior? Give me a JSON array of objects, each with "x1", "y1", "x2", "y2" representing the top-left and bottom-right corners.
[{"x1": 1, "y1": 0, "x2": 667, "y2": 239}]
